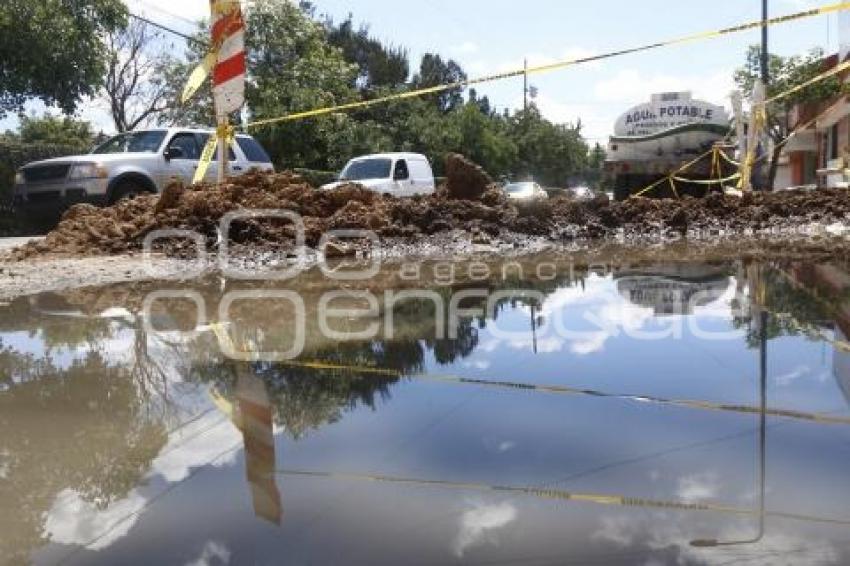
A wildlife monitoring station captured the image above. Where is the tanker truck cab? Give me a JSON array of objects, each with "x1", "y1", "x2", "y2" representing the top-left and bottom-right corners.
[{"x1": 322, "y1": 153, "x2": 435, "y2": 197}]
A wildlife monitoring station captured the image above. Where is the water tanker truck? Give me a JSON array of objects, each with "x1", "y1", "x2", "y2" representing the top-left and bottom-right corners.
[{"x1": 605, "y1": 92, "x2": 732, "y2": 201}]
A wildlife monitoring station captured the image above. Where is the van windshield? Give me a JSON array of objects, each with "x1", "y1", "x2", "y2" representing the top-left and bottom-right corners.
[
  {"x1": 340, "y1": 158, "x2": 392, "y2": 181},
  {"x1": 92, "y1": 130, "x2": 167, "y2": 154}
]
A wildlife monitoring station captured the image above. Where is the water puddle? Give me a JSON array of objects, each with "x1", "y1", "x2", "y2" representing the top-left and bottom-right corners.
[{"x1": 2, "y1": 254, "x2": 850, "y2": 564}]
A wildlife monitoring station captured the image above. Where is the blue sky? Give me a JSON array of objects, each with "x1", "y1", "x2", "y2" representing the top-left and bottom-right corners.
[{"x1": 3, "y1": 0, "x2": 843, "y2": 143}]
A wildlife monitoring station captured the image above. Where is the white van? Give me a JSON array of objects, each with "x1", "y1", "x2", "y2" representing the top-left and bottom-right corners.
[{"x1": 321, "y1": 152, "x2": 435, "y2": 197}]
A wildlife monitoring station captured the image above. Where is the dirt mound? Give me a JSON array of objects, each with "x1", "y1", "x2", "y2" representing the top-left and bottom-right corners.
[
  {"x1": 10, "y1": 155, "x2": 850, "y2": 261},
  {"x1": 445, "y1": 153, "x2": 493, "y2": 200}
]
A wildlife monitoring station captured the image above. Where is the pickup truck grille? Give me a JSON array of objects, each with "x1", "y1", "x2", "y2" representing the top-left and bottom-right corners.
[
  {"x1": 23, "y1": 164, "x2": 70, "y2": 183},
  {"x1": 26, "y1": 191, "x2": 61, "y2": 203}
]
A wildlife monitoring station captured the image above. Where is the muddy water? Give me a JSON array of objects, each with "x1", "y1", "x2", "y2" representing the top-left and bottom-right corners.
[{"x1": 2, "y1": 255, "x2": 850, "y2": 565}]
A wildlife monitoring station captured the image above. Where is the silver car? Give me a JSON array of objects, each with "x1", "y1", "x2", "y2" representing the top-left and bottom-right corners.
[
  {"x1": 13, "y1": 127, "x2": 274, "y2": 218},
  {"x1": 504, "y1": 181, "x2": 548, "y2": 201}
]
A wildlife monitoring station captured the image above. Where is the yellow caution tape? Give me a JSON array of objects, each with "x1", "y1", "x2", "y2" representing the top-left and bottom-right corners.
[
  {"x1": 205, "y1": 329, "x2": 850, "y2": 426},
  {"x1": 717, "y1": 149, "x2": 741, "y2": 167},
  {"x1": 193, "y1": 133, "x2": 219, "y2": 184},
  {"x1": 211, "y1": 0, "x2": 240, "y2": 17},
  {"x1": 631, "y1": 146, "x2": 720, "y2": 198},
  {"x1": 275, "y1": 468, "x2": 850, "y2": 525},
  {"x1": 670, "y1": 172, "x2": 742, "y2": 185},
  {"x1": 182, "y1": 52, "x2": 216, "y2": 104},
  {"x1": 192, "y1": 124, "x2": 237, "y2": 184},
  {"x1": 208, "y1": 322, "x2": 400, "y2": 375},
  {"x1": 764, "y1": 59, "x2": 850, "y2": 106},
  {"x1": 243, "y1": 2, "x2": 850, "y2": 129}
]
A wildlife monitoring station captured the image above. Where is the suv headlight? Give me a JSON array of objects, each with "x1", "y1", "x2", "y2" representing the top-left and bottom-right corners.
[{"x1": 68, "y1": 163, "x2": 108, "y2": 180}]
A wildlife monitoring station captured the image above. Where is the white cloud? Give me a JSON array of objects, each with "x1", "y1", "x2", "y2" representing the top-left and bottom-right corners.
[
  {"x1": 45, "y1": 489, "x2": 148, "y2": 550},
  {"x1": 186, "y1": 540, "x2": 231, "y2": 566},
  {"x1": 453, "y1": 501, "x2": 518, "y2": 557},
  {"x1": 676, "y1": 471, "x2": 720, "y2": 502},
  {"x1": 463, "y1": 360, "x2": 492, "y2": 370},
  {"x1": 570, "y1": 331, "x2": 609, "y2": 355},
  {"x1": 594, "y1": 511, "x2": 841, "y2": 565},
  {"x1": 44, "y1": 407, "x2": 241, "y2": 550},
  {"x1": 775, "y1": 364, "x2": 810, "y2": 386}
]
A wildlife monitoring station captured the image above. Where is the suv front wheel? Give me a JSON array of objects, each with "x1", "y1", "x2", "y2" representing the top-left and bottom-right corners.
[{"x1": 110, "y1": 181, "x2": 151, "y2": 204}]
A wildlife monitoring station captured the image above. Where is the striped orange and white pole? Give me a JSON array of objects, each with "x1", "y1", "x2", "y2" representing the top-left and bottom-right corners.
[
  {"x1": 209, "y1": 0, "x2": 246, "y2": 183},
  {"x1": 236, "y1": 368, "x2": 283, "y2": 525}
]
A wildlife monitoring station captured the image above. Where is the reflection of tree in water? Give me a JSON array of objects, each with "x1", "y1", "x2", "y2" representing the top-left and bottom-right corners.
[
  {"x1": 189, "y1": 360, "x2": 399, "y2": 440},
  {"x1": 185, "y1": 274, "x2": 580, "y2": 440},
  {"x1": 734, "y1": 265, "x2": 847, "y2": 348},
  {"x1": 0, "y1": 348, "x2": 166, "y2": 564}
]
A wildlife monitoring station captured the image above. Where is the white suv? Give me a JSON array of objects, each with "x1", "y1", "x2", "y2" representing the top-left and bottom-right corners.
[{"x1": 14, "y1": 127, "x2": 274, "y2": 218}]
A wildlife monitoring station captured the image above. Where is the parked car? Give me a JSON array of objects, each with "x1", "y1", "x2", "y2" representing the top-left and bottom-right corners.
[
  {"x1": 321, "y1": 153, "x2": 436, "y2": 197},
  {"x1": 568, "y1": 185, "x2": 594, "y2": 200},
  {"x1": 503, "y1": 181, "x2": 548, "y2": 201},
  {"x1": 13, "y1": 127, "x2": 274, "y2": 220}
]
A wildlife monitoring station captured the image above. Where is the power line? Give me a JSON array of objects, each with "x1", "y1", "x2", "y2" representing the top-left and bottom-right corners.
[
  {"x1": 135, "y1": 0, "x2": 201, "y2": 28},
  {"x1": 128, "y1": 11, "x2": 209, "y2": 47}
]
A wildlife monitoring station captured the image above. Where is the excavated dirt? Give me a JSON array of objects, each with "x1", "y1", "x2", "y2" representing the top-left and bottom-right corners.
[
  {"x1": 9, "y1": 156, "x2": 850, "y2": 261},
  {"x1": 445, "y1": 153, "x2": 493, "y2": 200}
]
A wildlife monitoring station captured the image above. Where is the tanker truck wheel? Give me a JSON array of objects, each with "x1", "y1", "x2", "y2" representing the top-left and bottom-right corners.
[{"x1": 613, "y1": 175, "x2": 632, "y2": 202}]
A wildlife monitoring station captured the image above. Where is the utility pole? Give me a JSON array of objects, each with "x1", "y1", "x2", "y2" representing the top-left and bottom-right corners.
[
  {"x1": 523, "y1": 58, "x2": 528, "y2": 112},
  {"x1": 761, "y1": 0, "x2": 769, "y2": 84}
]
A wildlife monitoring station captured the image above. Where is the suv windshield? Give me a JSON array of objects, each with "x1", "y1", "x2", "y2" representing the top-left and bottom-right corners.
[
  {"x1": 340, "y1": 158, "x2": 392, "y2": 181},
  {"x1": 93, "y1": 130, "x2": 167, "y2": 154}
]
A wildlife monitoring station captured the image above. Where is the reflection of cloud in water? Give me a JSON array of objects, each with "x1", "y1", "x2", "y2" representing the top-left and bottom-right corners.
[
  {"x1": 593, "y1": 511, "x2": 840, "y2": 565},
  {"x1": 185, "y1": 540, "x2": 231, "y2": 566},
  {"x1": 833, "y1": 329, "x2": 850, "y2": 407},
  {"x1": 45, "y1": 488, "x2": 148, "y2": 551},
  {"x1": 44, "y1": 405, "x2": 240, "y2": 550},
  {"x1": 775, "y1": 365, "x2": 811, "y2": 387},
  {"x1": 570, "y1": 331, "x2": 609, "y2": 355},
  {"x1": 676, "y1": 472, "x2": 720, "y2": 502},
  {"x1": 507, "y1": 277, "x2": 657, "y2": 356},
  {"x1": 453, "y1": 501, "x2": 517, "y2": 557}
]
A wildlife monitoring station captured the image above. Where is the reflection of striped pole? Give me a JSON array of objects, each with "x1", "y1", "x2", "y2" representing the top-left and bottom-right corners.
[{"x1": 237, "y1": 368, "x2": 282, "y2": 525}]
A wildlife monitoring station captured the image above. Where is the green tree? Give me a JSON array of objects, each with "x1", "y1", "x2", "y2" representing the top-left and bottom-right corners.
[
  {"x1": 0, "y1": 0, "x2": 127, "y2": 116},
  {"x1": 18, "y1": 114, "x2": 94, "y2": 148},
  {"x1": 585, "y1": 143, "x2": 608, "y2": 191},
  {"x1": 245, "y1": 0, "x2": 359, "y2": 169},
  {"x1": 155, "y1": 34, "x2": 216, "y2": 128},
  {"x1": 325, "y1": 16, "x2": 409, "y2": 92},
  {"x1": 102, "y1": 20, "x2": 179, "y2": 132},
  {"x1": 508, "y1": 105, "x2": 588, "y2": 187},
  {"x1": 447, "y1": 102, "x2": 517, "y2": 177},
  {"x1": 734, "y1": 46, "x2": 845, "y2": 190},
  {"x1": 412, "y1": 53, "x2": 467, "y2": 113}
]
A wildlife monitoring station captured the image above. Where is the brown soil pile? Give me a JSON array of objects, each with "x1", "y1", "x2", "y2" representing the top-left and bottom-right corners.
[
  {"x1": 444, "y1": 153, "x2": 493, "y2": 200},
  {"x1": 11, "y1": 158, "x2": 850, "y2": 260}
]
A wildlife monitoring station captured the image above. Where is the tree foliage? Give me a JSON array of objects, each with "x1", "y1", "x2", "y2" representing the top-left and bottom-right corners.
[
  {"x1": 734, "y1": 46, "x2": 846, "y2": 189},
  {"x1": 413, "y1": 53, "x2": 468, "y2": 113},
  {"x1": 152, "y1": 3, "x2": 589, "y2": 183},
  {"x1": 0, "y1": 0, "x2": 127, "y2": 116},
  {"x1": 17, "y1": 114, "x2": 94, "y2": 147},
  {"x1": 102, "y1": 19, "x2": 179, "y2": 132},
  {"x1": 325, "y1": 16, "x2": 409, "y2": 92}
]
